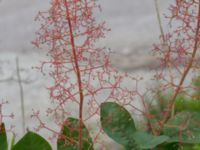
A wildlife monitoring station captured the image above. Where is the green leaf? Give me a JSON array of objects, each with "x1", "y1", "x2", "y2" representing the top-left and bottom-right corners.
[
  {"x1": 193, "y1": 144, "x2": 200, "y2": 150},
  {"x1": 0, "y1": 123, "x2": 8, "y2": 150},
  {"x1": 155, "y1": 143, "x2": 179, "y2": 150},
  {"x1": 57, "y1": 117, "x2": 93, "y2": 150},
  {"x1": 163, "y1": 111, "x2": 200, "y2": 144},
  {"x1": 12, "y1": 131, "x2": 52, "y2": 150},
  {"x1": 10, "y1": 133, "x2": 16, "y2": 149},
  {"x1": 132, "y1": 131, "x2": 169, "y2": 149},
  {"x1": 175, "y1": 96, "x2": 200, "y2": 113},
  {"x1": 100, "y1": 102, "x2": 140, "y2": 150},
  {"x1": 179, "y1": 144, "x2": 195, "y2": 150}
]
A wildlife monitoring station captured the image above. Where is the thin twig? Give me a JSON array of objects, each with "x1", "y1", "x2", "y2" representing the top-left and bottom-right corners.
[
  {"x1": 154, "y1": 0, "x2": 165, "y2": 43},
  {"x1": 16, "y1": 57, "x2": 25, "y2": 134}
]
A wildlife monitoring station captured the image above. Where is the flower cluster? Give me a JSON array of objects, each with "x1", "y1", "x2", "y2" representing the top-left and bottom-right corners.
[{"x1": 33, "y1": 0, "x2": 138, "y2": 147}]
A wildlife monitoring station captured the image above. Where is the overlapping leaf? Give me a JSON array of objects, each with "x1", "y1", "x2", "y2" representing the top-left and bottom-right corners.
[
  {"x1": 57, "y1": 117, "x2": 93, "y2": 150},
  {"x1": 0, "y1": 123, "x2": 8, "y2": 150},
  {"x1": 163, "y1": 111, "x2": 200, "y2": 144}
]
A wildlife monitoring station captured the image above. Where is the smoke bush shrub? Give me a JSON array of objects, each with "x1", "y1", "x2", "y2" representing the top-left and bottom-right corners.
[{"x1": 2, "y1": 0, "x2": 200, "y2": 149}]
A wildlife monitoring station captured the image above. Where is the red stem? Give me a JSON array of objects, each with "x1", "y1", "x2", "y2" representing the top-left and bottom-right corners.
[{"x1": 64, "y1": 1, "x2": 84, "y2": 149}]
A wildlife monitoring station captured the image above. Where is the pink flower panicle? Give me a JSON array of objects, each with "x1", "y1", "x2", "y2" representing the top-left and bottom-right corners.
[
  {"x1": 33, "y1": 0, "x2": 140, "y2": 147},
  {"x1": 151, "y1": 0, "x2": 200, "y2": 133},
  {"x1": 0, "y1": 100, "x2": 15, "y2": 132},
  {"x1": 153, "y1": 0, "x2": 200, "y2": 94}
]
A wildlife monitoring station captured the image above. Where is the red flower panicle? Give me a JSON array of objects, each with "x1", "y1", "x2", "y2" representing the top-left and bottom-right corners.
[{"x1": 33, "y1": 0, "x2": 138, "y2": 148}]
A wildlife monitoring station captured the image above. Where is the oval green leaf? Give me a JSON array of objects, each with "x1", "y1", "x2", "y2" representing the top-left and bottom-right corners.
[
  {"x1": 12, "y1": 131, "x2": 52, "y2": 150},
  {"x1": 57, "y1": 117, "x2": 93, "y2": 150},
  {"x1": 100, "y1": 102, "x2": 139, "y2": 149},
  {"x1": 0, "y1": 123, "x2": 8, "y2": 150}
]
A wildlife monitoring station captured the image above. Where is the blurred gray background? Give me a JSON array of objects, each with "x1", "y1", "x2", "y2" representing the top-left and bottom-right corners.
[
  {"x1": 0, "y1": 0, "x2": 172, "y2": 53},
  {"x1": 0, "y1": 0, "x2": 173, "y2": 70}
]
